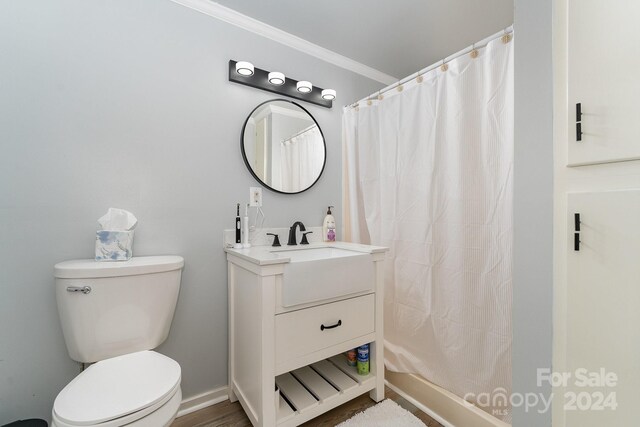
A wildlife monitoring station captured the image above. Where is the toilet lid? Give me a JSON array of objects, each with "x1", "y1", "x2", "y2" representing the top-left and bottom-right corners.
[{"x1": 53, "y1": 351, "x2": 181, "y2": 426}]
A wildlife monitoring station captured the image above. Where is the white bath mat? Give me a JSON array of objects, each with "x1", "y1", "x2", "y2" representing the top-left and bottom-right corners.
[{"x1": 336, "y1": 399, "x2": 427, "y2": 427}]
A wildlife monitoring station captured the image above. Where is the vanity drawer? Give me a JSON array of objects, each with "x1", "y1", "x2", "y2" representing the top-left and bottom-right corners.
[{"x1": 275, "y1": 294, "x2": 374, "y2": 369}]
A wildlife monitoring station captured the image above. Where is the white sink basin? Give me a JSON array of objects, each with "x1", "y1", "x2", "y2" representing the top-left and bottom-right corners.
[
  {"x1": 272, "y1": 246, "x2": 375, "y2": 307},
  {"x1": 271, "y1": 247, "x2": 363, "y2": 262}
]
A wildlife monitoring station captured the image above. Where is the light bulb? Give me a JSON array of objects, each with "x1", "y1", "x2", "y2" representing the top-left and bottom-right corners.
[
  {"x1": 321, "y1": 89, "x2": 336, "y2": 100},
  {"x1": 235, "y1": 61, "x2": 254, "y2": 76},
  {"x1": 296, "y1": 81, "x2": 312, "y2": 93},
  {"x1": 268, "y1": 72, "x2": 285, "y2": 85}
]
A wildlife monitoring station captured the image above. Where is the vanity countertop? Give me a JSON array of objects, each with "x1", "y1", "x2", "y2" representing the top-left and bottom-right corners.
[{"x1": 224, "y1": 241, "x2": 388, "y2": 266}]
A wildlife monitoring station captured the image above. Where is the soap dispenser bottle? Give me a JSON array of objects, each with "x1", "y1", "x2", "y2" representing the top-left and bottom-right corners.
[{"x1": 323, "y1": 206, "x2": 336, "y2": 242}]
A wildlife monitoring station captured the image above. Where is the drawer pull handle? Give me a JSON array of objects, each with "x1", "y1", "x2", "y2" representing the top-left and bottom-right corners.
[{"x1": 320, "y1": 320, "x2": 342, "y2": 331}]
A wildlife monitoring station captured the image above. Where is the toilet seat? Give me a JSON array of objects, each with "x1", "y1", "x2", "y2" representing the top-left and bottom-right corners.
[{"x1": 52, "y1": 351, "x2": 181, "y2": 427}]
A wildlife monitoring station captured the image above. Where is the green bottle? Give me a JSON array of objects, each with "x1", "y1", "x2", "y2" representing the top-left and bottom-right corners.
[{"x1": 357, "y1": 344, "x2": 369, "y2": 375}]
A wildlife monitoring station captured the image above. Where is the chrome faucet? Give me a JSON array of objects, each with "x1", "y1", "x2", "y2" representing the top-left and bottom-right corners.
[{"x1": 287, "y1": 221, "x2": 306, "y2": 245}]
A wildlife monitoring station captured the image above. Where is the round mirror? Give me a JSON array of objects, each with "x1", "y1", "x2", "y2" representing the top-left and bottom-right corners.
[{"x1": 241, "y1": 99, "x2": 326, "y2": 194}]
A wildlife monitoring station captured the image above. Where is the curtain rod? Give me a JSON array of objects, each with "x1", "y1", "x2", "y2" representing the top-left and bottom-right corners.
[
  {"x1": 346, "y1": 25, "x2": 514, "y2": 109},
  {"x1": 282, "y1": 123, "x2": 318, "y2": 143}
]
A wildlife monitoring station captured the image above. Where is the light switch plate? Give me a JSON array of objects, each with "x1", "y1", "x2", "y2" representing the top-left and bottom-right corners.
[{"x1": 250, "y1": 187, "x2": 262, "y2": 207}]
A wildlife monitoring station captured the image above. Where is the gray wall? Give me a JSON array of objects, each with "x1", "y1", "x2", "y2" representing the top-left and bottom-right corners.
[
  {"x1": 0, "y1": 0, "x2": 382, "y2": 422},
  {"x1": 513, "y1": 0, "x2": 554, "y2": 425}
]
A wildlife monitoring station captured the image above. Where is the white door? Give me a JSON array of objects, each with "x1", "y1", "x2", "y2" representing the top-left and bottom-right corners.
[
  {"x1": 568, "y1": 0, "x2": 640, "y2": 166},
  {"x1": 566, "y1": 190, "x2": 640, "y2": 425}
]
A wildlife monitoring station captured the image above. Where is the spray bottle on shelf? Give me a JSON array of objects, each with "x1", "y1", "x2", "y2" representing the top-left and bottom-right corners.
[{"x1": 323, "y1": 206, "x2": 336, "y2": 242}]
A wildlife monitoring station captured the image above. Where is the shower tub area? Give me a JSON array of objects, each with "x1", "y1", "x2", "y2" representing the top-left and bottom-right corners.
[
  {"x1": 342, "y1": 29, "x2": 514, "y2": 426},
  {"x1": 386, "y1": 372, "x2": 510, "y2": 427}
]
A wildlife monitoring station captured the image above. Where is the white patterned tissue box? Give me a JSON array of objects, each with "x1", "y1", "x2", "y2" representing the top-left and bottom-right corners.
[{"x1": 95, "y1": 230, "x2": 134, "y2": 261}]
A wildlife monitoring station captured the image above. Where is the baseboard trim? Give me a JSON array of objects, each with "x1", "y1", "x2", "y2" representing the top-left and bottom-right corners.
[
  {"x1": 385, "y1": 372, "x2": 510, "y2": 427},
  {"x1": 168, "y1": 0, "x2": 397, "y2": 85},
  {"x1": 176, "y1": 386, "x2": 229, "y2": 418}
]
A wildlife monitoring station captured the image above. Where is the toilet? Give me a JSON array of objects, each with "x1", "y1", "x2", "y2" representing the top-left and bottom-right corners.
[{"x1": 51, "y1": 256, "x2": 185, "y2": 427}]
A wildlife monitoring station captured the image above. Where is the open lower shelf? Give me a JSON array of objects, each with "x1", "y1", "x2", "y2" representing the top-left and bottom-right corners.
[{"x1": 275, "y1": 353, "x2": 376, "y2": 426}]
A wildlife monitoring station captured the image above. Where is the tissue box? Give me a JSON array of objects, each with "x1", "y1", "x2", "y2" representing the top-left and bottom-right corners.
[{"x1": 95, "y1": 230, "x2": 134, "y2": 261}]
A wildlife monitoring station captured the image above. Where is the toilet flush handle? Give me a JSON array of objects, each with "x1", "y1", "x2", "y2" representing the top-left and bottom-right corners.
[{"x1": 66, "y1": 286, "x2": 92, "y2": 294}]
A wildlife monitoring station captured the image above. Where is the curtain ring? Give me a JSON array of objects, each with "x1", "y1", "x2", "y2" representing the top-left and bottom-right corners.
[
  {"x1": 396, "y1": 83, "x2": 404, "y2": 92},
  {"x1": 470, "y1": 43, "x2": 479, "y2": 59},
  {"x1": 378, "y1": 92, "x2": 384, "y2": 101},
  {"x1": 367, "y1": 99, "x2": 373, "y2": 106},
  {"x1": 502, "y1": 29, "x2": 512, "y2": 44},
  {"x1": 440, "y1": 60, "x2": 448, "y2": 72},
  {"x1": 416, "y1": 73, "x2": 424, "y2": 83}
]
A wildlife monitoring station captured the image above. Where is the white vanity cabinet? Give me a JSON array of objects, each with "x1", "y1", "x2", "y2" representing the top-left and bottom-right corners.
[{"x1": 225, "y1": 242, "x2": 387, "y2": 427}]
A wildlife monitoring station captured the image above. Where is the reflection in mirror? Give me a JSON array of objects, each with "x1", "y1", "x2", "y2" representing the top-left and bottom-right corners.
[{"x1": 242, "y1": 100, "x2": 326, "y2": 194}]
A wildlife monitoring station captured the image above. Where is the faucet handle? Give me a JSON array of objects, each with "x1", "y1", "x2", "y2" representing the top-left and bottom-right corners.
[
  {"x1": 301, "y1": 231, "x2": 313, "y2": 245},
  {"x1": 266, "y1": 233, "x2": 281, "y2": 247}
]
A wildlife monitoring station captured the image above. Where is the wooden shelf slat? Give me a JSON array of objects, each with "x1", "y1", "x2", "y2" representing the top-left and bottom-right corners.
[
  {"x1": 276, "y1": 372, "x2": 319, "y2": 413},
  {"x1": 291, "y1": 366, "x2": 340, "y2": 402},
  {"x1": 276, "y1": 391, "x2": 295, "y2": 423},
  {"x1": 310, "y1": 359, "x2": 358, "y2": 393}
]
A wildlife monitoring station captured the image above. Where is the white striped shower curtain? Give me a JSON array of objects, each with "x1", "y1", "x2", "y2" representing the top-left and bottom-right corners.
[{"x1": 342, "y1": 35, "x2": 513, "y2": 421}]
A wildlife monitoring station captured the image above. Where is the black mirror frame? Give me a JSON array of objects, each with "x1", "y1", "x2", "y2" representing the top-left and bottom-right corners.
[{"x1": 240, "y1": 99, "x2": 327, "y2": 195}]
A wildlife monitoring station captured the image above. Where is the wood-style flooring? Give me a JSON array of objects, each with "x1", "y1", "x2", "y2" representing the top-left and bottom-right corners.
[{"x1": 172, "y1": 386, "x2": 443, "y2": 427}]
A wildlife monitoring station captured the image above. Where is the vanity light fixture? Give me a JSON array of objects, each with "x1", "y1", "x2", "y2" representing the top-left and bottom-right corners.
[
  {"x1": 321, "y1": 89, "x2": 336, "y2": 100},
  {"x1": 235, "y1": 61, "x2": 254, "y2": 76},
  {"x1": 228, "y1": 60, "x2": 333, "y2": 108},
  {"x1": 268, "y1": 71, "x2": 285, "y2": 85},
  {"x1": 296, "y1": 81, "x2": 313, "y2": 93}
]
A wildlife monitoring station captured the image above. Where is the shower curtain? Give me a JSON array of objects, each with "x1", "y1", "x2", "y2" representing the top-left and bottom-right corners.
[
  {"x1": 281, "y1": 125, "x2": 324, "y2": 192},
  {"x1": 343, "y1": 36, "x2": 513, "y2": 421}
]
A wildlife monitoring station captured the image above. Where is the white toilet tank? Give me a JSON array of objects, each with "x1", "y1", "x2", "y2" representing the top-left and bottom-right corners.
[{"x1": 54, "y1": 256, "x2": 184, "y2": 363}]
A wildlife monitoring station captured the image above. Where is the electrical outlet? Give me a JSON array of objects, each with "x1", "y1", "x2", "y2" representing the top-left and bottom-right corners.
[{"x1": 249, "y1": 187, "x2": 262, "y2": 207}]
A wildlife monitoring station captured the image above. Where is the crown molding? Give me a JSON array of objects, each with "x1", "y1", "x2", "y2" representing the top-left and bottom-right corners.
[{"x1": 170, "y1": 0, "x2": 397, "y2": 85}]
